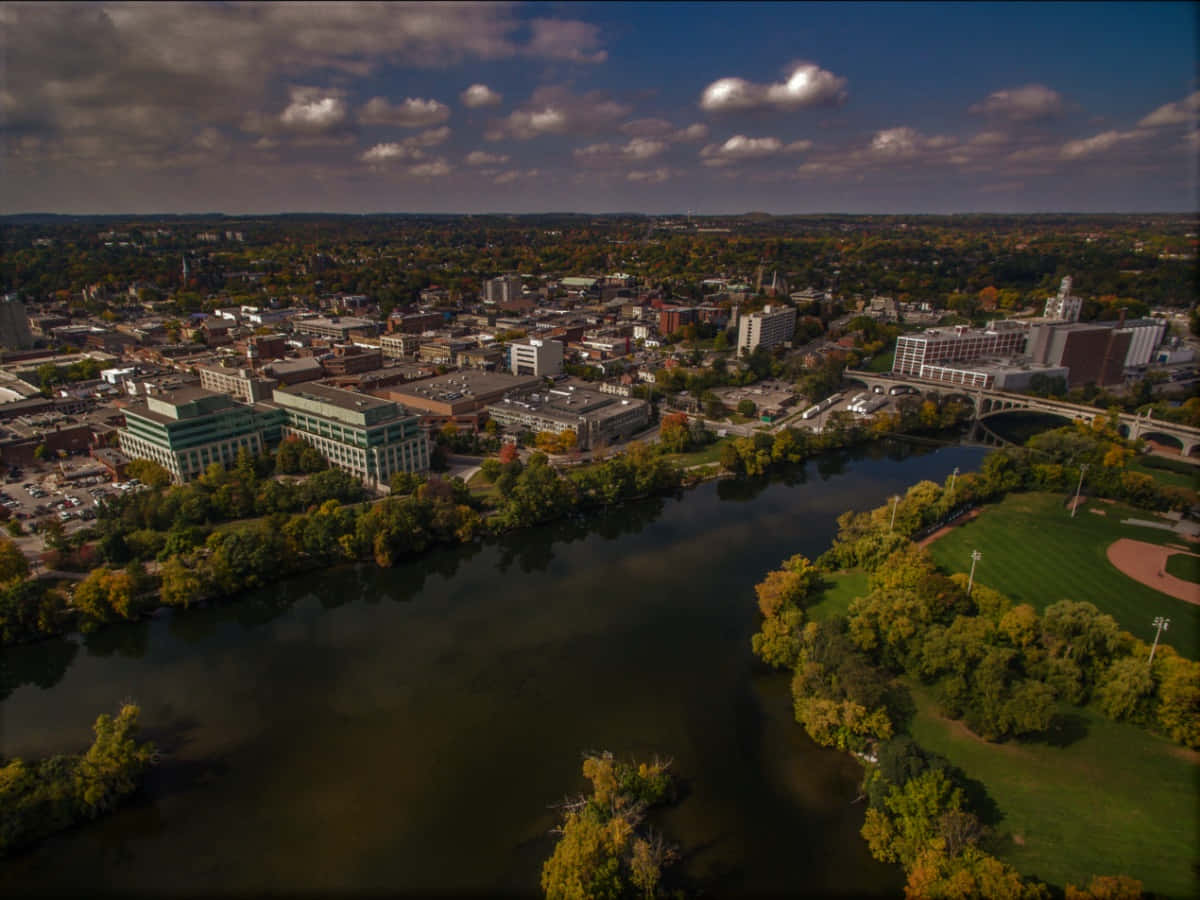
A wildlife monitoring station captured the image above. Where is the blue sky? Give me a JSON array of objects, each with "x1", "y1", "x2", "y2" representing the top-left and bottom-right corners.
[{"x1": 2, "y1": 2, "x2": 1196, "y2": 214}]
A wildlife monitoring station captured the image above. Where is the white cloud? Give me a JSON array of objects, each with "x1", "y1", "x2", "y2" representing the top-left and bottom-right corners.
[
  {"x1": 700, "y1": 62, "x2": 847, "y2": 112},
  {"x1": 699, "y1": 134, "x2": 809, "y2": 166},
  {"x1": 408, "y1": 158, "x2": 451, "y2": 177},
  {"x1": 466, "y1": 150, "x2": 510, "y2": 166},
  {"x1": 1139, "y1": 91, "x2": 1200, "y2": 128},
  {"x1": 408, "y1": 126, "x2": 450, "y2": 147},
  {"x1": 526, "y1": 18, "x2": 607, "y2": 63},
  {"x1": 1059, "y1": 129, "x2": 1143, "y2": 159},
  {"x1": 361, "y1": 142, "x2": 421, "y2": 163},
  {"x1": 870, "y1": 127, "x2": 920, "y2": 156},
  {"x1": 359, "y1": 126, "x2": 450, "y2": 164},
  {"x1": 493, "y1": 168, "x2": 539, "y2": 185},
  {"x1": 359, "y1": 96, "x2": 450, "y2": 127},
  {"x1": 673, "y1": 122, "x2": 709, "y2": 142},
  {"x1": 486, "y1": 87, "x2": 631, "y2": 140},
  {"x1": 622, "y1": 137, "x2": 666, "y2": 160},
  {"x1": 280, "y1": 87, "x2": 348, "y2": 133},
  {"x1": 461, "y1": 83, "x2": 502, "y2": 108},
  {"x1": 969, "y1": 84, "x2": 1064, "y2": 121}
]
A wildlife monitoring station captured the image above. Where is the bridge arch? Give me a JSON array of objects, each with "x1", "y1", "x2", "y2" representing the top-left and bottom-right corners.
[{"x1": 1140, "y1": 431, "x2": 1185, "y2": 454}]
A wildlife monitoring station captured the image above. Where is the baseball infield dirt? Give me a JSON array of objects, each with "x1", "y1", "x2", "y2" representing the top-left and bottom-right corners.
[{"x1": 1106, "y1": 538, "x2": 1200, "y2": 605}]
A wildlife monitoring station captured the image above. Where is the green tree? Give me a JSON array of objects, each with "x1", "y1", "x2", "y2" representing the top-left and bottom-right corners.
[{"x1": 0, "y1": 537, "x2": 30, "y2": 584}]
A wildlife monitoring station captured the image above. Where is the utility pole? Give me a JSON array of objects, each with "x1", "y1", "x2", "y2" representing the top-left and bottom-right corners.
[
  {"x1": 1071, "y1": 463, "x2": 1089, "y2": 518},
  {"x1": 967, "y1": 549, "x2": 982, "y2": 596},
  {"x1": 1149, "y1": 616, "x2": 1170, "y2": 665},
  {"x1": 889, "y1": 494, "x2": 901, "y2": 534}
]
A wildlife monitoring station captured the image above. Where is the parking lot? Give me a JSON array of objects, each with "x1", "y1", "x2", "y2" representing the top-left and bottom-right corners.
[{"x1": 0, "y1": 462, "x2": 147, "y2": 548}]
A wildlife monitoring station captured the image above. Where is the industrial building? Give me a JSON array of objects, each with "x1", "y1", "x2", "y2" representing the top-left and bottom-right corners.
[{"x1": 486, "y1": 384, "x2": 650, "y2": 450}]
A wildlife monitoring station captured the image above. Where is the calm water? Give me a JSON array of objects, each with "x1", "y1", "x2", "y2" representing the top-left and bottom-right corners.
[{"x1": 1, "y1": 440, "x2": 986, "y2": 896}]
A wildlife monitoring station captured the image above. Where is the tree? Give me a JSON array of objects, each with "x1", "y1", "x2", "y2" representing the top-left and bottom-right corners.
[
  {"x1": 658, "y1": 412, "x2": 690, "y2": 454},
  {"x1": 1065, "y1": 875, "x2": 1145, "y2": 900},
  {"x1": 0, "y1": 537, "x2": 30, "y2": 584},
  {"x1": 737, "y1": 398, "x2": 757, "y2": 417},
  {"x1": 125, "y1": 459, "x2": 172, "y2": 489}
]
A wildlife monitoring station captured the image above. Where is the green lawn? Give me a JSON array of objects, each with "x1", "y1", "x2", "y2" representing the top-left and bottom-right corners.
[
  {"x1": 1129, "y1": 458, "x2": 1200, "y2": 493},
  {"x1": 865, "y1": 349, "x2": 896, "y2": 373},
  {"x1": 807, "y1": 568, "x2": 869, "y2": 622},
  {"x1": 908, "y1": 686, "x2": 1200, "y2": 898},
  {"x1": 661, "y1": 437, "x2": 734, "y2": 468},
  {"x1": 927, "y1": 492, "x2": 1200, "y2": 659},
  {"x1": 1165, "y1": 552, "x2": 1200, "y2": 584}
]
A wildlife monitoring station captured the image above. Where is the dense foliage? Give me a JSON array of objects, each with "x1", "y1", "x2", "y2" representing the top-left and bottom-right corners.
[
  {"x1": 0, "y1": 703, "x2": 155, "y2": 856},
  {"x1": 541, "y1": 753, "x2": 677, "y2": 900}
]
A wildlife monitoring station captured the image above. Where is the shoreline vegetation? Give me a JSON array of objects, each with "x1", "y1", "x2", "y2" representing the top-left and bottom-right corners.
[
  {"x1": 749, "y1": 421, "x2": 1199, "y2": 897},
  {"x1": 1, "y1": 396, "x2": 989, "y2": 649},
  {"x1": 0, "y1": 704, "x2": 155, "y2": 858}
]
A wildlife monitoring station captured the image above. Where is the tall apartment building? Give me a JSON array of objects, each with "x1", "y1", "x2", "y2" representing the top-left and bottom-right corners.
[
  {"x1": 271, "y1": 382, "x2": 428, "y2": 488},
  {"x1": 509, "y1": 337, "x2": 564, "y2": 377},
  {"x1": 197, "y1": 364, "x2": 279, "y2": 403},
  {"x1": 118, "y1": 387, "x2": 283, "y2": 482},
  {"x1": 483, "y1": 275, "x2": 523, "y2": 305},
  {"x1": 1043, "y1": 276, "x2": 1083, "y2": 322},
  {"x1": 0, "y1": 295, "x2": 34, "y2": 350},
  {"x1": 737, "y1": 304, "x2": 797, "y2": 353}
]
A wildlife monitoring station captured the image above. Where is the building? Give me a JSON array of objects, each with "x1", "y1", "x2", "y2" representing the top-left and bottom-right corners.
[
  {"x1": 118, "y1": 387, "x2": 283, "y2": 482},
  {"x1": 377, "y1": 370, "x2": 542, "y2": 431},
  {"x1": 262, "y1": 357, "x2": 324, "y2": 385},
  {"x1": 1026, "y1": 322, "x2": 1131, "y2": 387},
  {"x1": 320, "y1": 345, "x2": 383, "y2": 377},
  {"x1": 659, "y1": 306, "x2": 698, "y2": 334},
  {"x1": 483, "y1": 275, "x2": 524, "y2": 305},
  {"x1": 198, "y1": 364, "x2": 279, "y2": 403},
  {"x1": 271, "y1": 382, "x2": 428, "y2": 488},
  {"x1": 0, "y1": 296, "x2": 34, "y2": 350},
  {"x1": 388, "y1": 311, "x2": 443, "y2": 334},
  {"x1": 1119, "y1": 319, "x2": 1168, "y2": 367},
  {"x1": 737, "y1": 304, "x2": 797, "y2": 353},
  {"x1": 381, "y1": 333, "x2": 422, "y2": 358},
  {"x1": 1043, "y1": 276, "x2": 1083, "y2": 322},
  {"x1": 510, "y1": 337, "x2": 564, "y2": 376},
  {"x1": 486, "y1": 384, "x2": 650, "y2": 450},
  {"x1": 292, "y1": 316, "x2": 379, "y2": 341},
  {"x1": 893, "y1": 325, "x2": 1029, "y2": 381}
]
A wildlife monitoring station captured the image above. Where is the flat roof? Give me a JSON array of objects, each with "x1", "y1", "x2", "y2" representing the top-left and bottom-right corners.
[
  {"x1": 275, "y1": 381, "x2": 394, "y2": 412},
  {"x1": 392, "y1": 370, "x2": 541, "y2": 401}
]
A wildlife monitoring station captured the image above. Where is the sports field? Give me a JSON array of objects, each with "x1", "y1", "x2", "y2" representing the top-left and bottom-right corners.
[
  {"x1": 909, "y1": 685, "x2": 1200, "y2": 898},
  {"x1": 927, "y1": 492, "x2": 1199, "y2": 659}
]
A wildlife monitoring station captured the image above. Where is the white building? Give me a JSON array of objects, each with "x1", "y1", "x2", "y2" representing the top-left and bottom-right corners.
[
  {"x1": 737, "y1": 304, "x2": 797, "y2": 354},
  {"x1": 1043, "y1": 277, "x2": 1082, "y2": 322},
  {"x1": 509, "y1": 337, "x2": 564, "y2": 377}
]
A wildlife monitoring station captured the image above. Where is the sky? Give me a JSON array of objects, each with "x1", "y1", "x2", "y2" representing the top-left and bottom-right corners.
[{"x1": 2, "y1": 2, "x2": 1197, "y2": 215}]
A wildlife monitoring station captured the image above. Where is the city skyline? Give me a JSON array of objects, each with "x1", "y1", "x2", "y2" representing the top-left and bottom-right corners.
[{"x1": 3, "y1": 1, "x2": 1197, "y2": 215}]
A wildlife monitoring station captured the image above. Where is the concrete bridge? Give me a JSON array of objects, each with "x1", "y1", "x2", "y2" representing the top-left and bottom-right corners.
[{"x1": 844, "y1": 370, "x2": 1200, "y2": 456}]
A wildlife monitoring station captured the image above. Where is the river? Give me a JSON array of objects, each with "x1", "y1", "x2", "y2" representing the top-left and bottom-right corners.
[{"x1": 0, "y1": 439, "x2": 987, "y2": 896}]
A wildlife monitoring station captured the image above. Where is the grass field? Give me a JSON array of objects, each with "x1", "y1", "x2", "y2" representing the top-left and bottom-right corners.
[
  {"x1": 864, "y1": 349, "x2": 896, "y2": 373},
  {"x1": 807, "y1": 569, "x2": 869, "y2": 622},
  {"x1": 926, "y1": 492, "x2": 1200, "y2": 659},
  {"x1": 660, "y1": 437, "x2": 733, "y2": 468},
  {"x1": 908, "y1": 685, "x2": 1200, "y2": 898},
  {"x1": 1129, "y1": 458, "x2": 1200, "y2": 493},
  {"x1": 1165, "y1": 552, "x2": 1200, "y2": 584}
]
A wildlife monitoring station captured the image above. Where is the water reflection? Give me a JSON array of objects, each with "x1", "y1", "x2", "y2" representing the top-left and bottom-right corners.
[{"x1": 0, "y1": 440, "x2": 987, "y2": 897}]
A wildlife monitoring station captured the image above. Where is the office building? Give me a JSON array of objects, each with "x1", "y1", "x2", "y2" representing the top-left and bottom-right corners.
[
  {"x1": 737, "y1": 304, "x2": 797, "y2": 353},
  {"x1": 118, "y1": 387, "x2": 283, "y2": 483},
  {"x1": 483, "y1": 275, "x2": 523, "y2": 305},
  {"x1": 198, "y1": 364, "x2": 279, "y2": 403},
  {"x1": 271, "y1": 382, "x2": 428, "y2": 488},
  {"x1": 293, "y1": 316, "x2": 378, "y2": 341},
  {"x1": 510, "y1": 337, "x2": 564, "y2": 377},
  {"x1": 893, "y1": 325, "x2": 1029, "y2": 380}
]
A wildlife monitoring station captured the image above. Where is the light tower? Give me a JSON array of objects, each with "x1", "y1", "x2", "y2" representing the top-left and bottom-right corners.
[
  {"x1": 967, "y1": 549, "x2": 982, "y2": 596},
  {"x1": 1071, "y1": 463, "x2": 1089, "y2": 517},
  {"x1": 1149, "y1": 616, "x2": 1170, "y2": 665}
]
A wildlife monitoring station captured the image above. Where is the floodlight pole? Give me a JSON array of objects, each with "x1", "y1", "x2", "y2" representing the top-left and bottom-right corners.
[
  {"x1": 1149, "y1": 616, "x2": 1170, "y2": 666},
  {"x1": 889, "y1": 495, "x2": 901, "y2": 534},
  {"x1": 967, "y1": 549, "x2": 982, "y2": 596},
  {"x1": 949, "y1": 466, "x2": 959, "y2": 495},
  {"x1": 1071, "y1": 463, "x2": 1089, "y2": 518}
]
